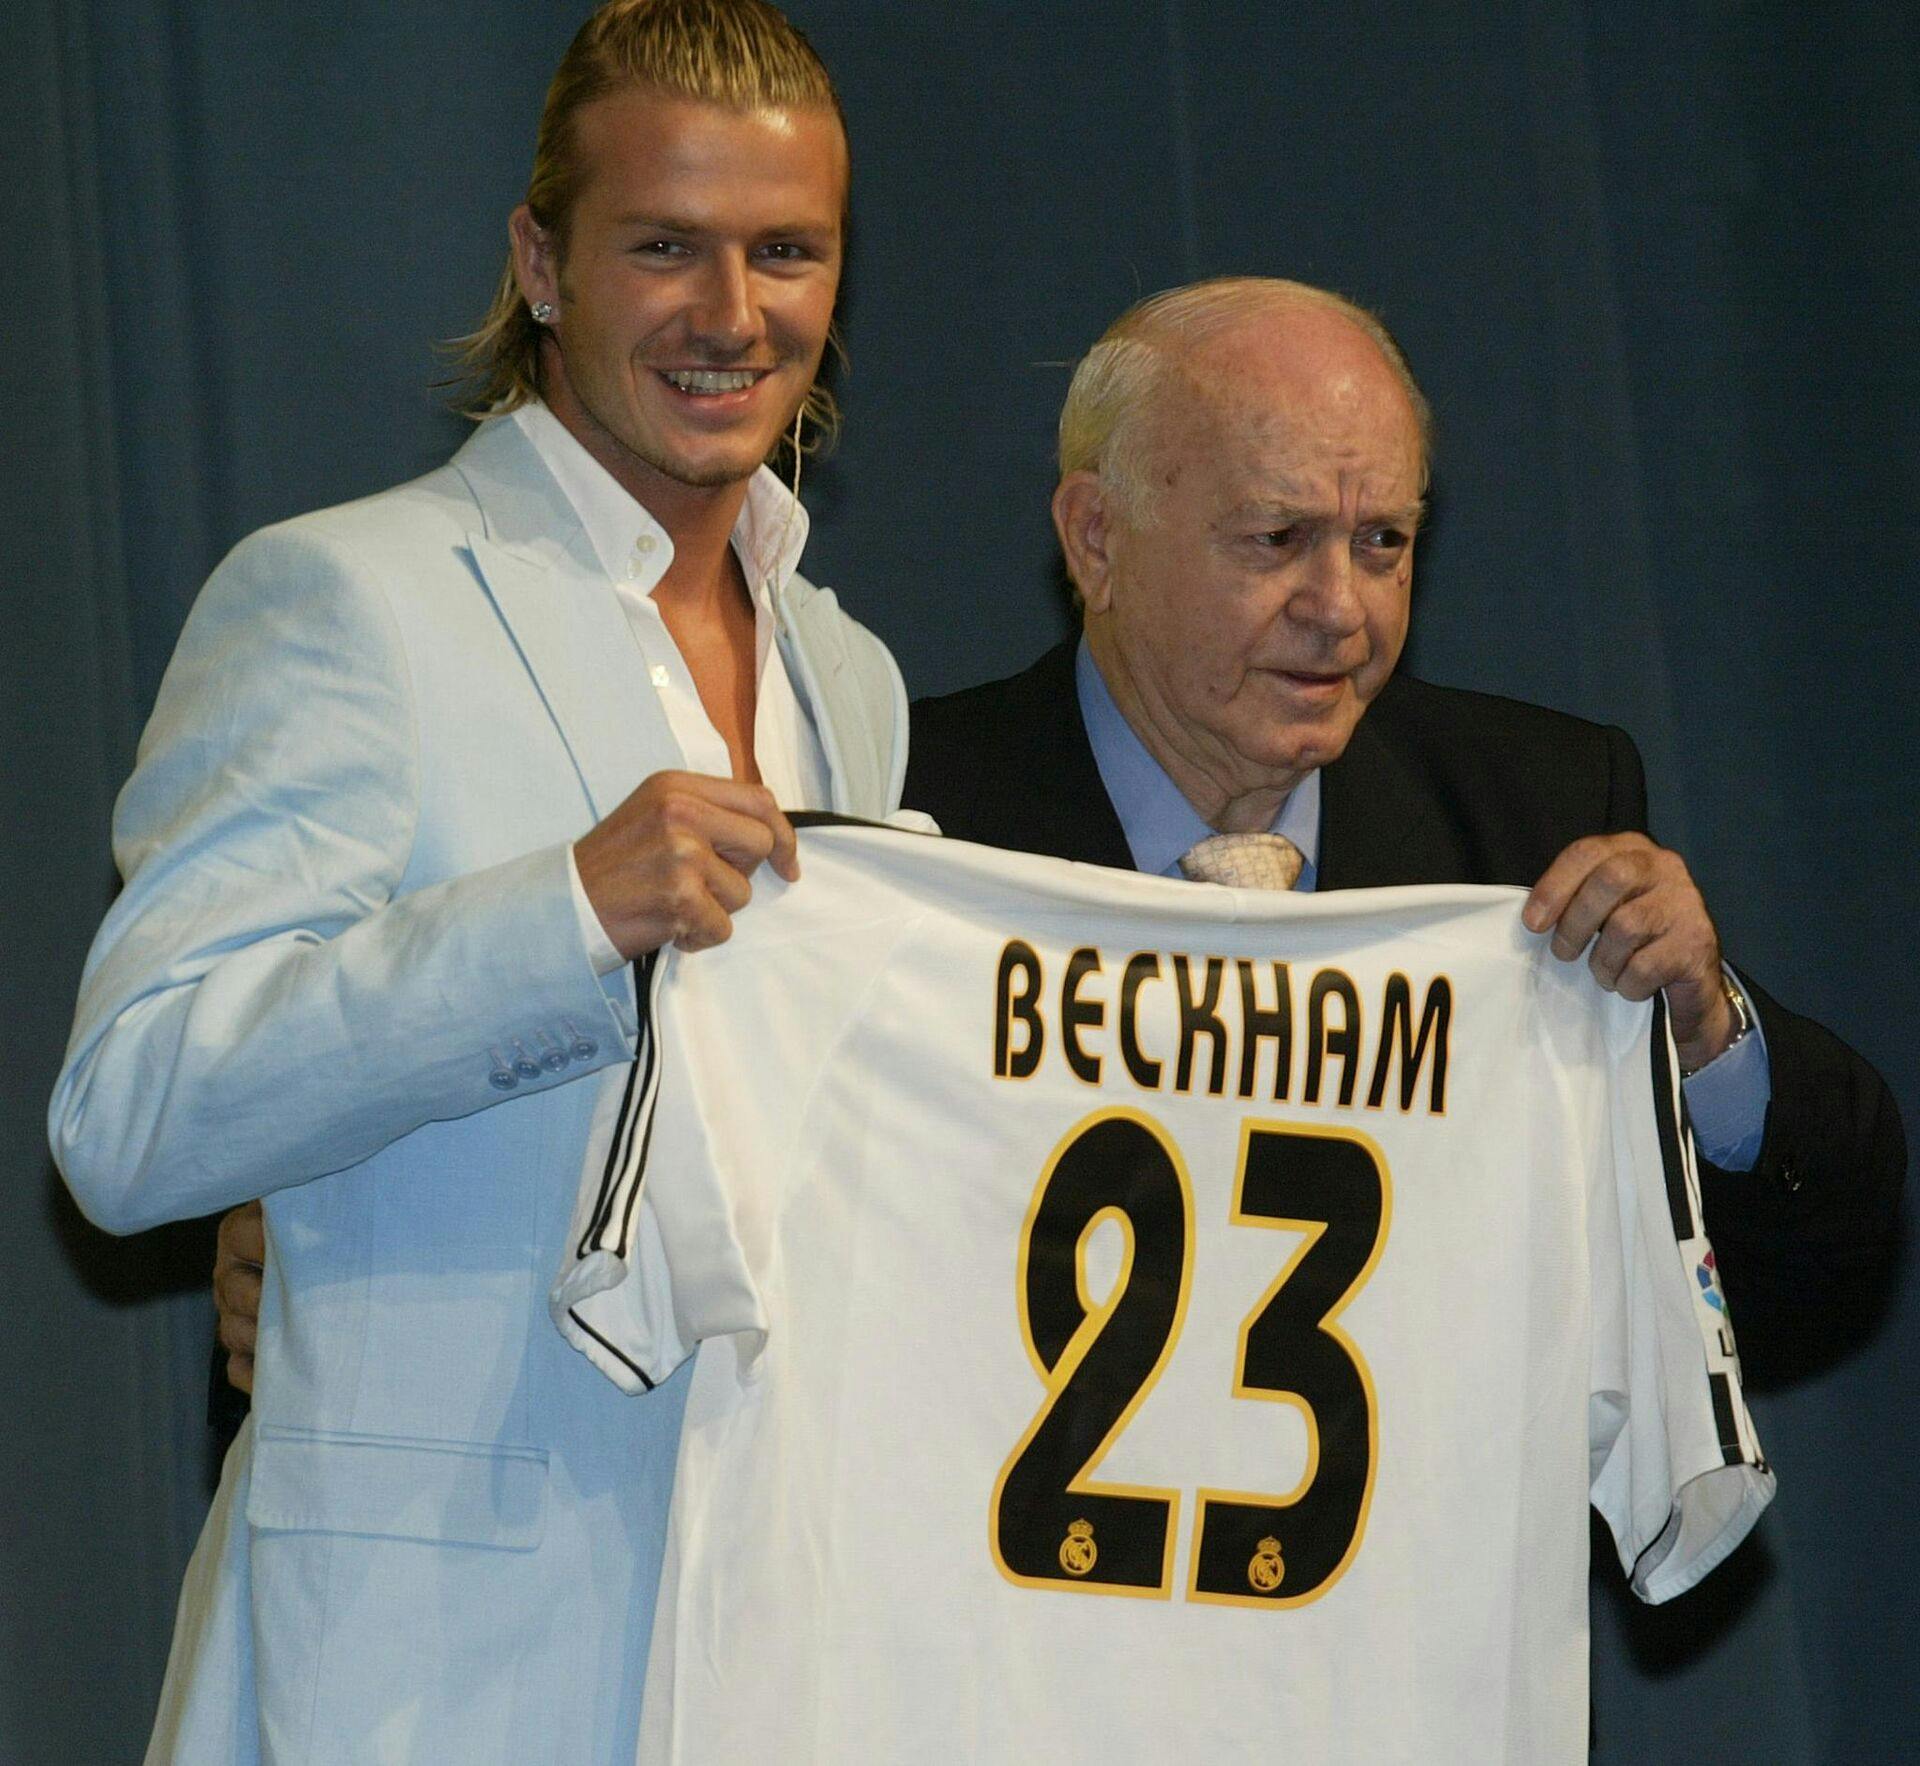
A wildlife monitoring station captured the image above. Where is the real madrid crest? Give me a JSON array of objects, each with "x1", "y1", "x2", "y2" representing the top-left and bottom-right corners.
[
  {"x1": 1059, "y1": 1518, "x2": 1098, "y2": 1578},
  {"x1": 1248, "y1": 1535, "x2": 1285, "y2": 1594}
]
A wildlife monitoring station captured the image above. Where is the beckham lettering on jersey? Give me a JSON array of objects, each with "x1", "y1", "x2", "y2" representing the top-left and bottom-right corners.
[{"x1": 992, "y1": 942, "x2": 1452, "y2": 1114}]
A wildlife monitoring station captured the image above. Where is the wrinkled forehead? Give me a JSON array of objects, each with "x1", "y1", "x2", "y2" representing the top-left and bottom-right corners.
[{"x1": 1149, "y1": 340, "x2": 1423, "y2": 508}]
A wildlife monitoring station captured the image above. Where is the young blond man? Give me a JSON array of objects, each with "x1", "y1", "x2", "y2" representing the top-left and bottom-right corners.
[{"x1": 51, "y1": 4, "x2": 903, "y2": 1759}]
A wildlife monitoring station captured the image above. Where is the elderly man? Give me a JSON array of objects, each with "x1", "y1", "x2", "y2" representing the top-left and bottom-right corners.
[
  {"x1": 51, "y1": 2, "x2": 904, "y2": 1760},
  {"x1": 206, "y1": 276, "x2": 1902, "y2": 1426},
  {"x1": 905, "y1": 277, "x2": 1902, "y2": 1322}
]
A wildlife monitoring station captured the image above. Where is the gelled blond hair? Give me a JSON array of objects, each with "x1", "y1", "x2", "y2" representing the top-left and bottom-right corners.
[{"x1": 450, "y1": 0, "x2": 845, "y2": 443}]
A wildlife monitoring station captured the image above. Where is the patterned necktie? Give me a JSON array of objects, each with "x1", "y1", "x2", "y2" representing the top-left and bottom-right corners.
[{"x1": 1177, "y1": 831, "x2": 1305, "y2": 891}]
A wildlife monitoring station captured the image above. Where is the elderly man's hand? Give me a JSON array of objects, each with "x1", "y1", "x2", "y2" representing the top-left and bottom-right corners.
[
  {"x1": 1523, "y1": 833, "x2": 1737, "y2": 1073},
  {"x1": 213, "y1": 1200, "x2": 265, "y2": 1395}
]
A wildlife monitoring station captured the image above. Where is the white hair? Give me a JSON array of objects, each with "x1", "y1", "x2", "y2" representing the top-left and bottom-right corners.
[{"x1": 1056, "y1": 276, "x2": 1433, "y2": 524}]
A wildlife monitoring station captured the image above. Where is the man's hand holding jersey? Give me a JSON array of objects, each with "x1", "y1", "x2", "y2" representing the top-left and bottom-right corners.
[
  {"x1": 1524, "y1": 832, "x2": 1738, "y2": 1075},
  {"x1": 575, "y1": 770, "x2": 800, "y2": 957}
]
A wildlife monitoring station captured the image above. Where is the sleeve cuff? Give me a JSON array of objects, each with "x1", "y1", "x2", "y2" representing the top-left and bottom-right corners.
[
  {"x1": 1680, "y1": 968, "x2": 1771, "y2": 1170},
  {"x1": 567, "y1": 843, "x2": 629, "y2": 978}
]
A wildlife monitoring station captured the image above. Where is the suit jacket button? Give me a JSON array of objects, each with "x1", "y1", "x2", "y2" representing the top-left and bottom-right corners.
[
  {"x1": 571, "y1": 1036, "x2": 599, "y2": 1061},
  {"x1": 488, "y1": 1068, "x2": 518, "y2": 1092}
]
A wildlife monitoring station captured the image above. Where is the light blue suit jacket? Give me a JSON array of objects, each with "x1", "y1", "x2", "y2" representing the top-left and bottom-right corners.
[{"x1": 51, "y1": 416, "x2": 909, "y2": 1763}]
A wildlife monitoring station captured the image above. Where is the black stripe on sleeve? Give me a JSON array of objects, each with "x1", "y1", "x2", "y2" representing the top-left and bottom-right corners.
[
  {"x1": 1648, "y1": 996, "x2": 1766, "y2": 1473},
  {"x1": 581, "y1": 951, "x2": 660, "y2": 1259},
  {"x1": 580, "y1": 1042, "x2": 643, "y2": 1257},
  {"x1": 1646, "y1": 995, "x2": 1698, "y2": 1245},
  {"x1": 567, "y1": 1307, "x2": 657, "y2": 1392},
  {"x1": 1709, "y1": 1371, "x2": 1746, "y2": 1468},
  {"x1": 612, "y1": 1021, "x2": 667, "y2": 1259}
]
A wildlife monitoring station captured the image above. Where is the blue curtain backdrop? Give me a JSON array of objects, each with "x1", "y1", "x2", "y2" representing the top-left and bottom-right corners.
[{"x1": 6, "y1": 1, "x2": 1913, "y2": 1757}]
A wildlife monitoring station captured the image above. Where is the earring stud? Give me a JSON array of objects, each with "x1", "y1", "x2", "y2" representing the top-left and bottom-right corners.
[{"x1": 530, "y1": 301, "x2": 555, "y2": 324}]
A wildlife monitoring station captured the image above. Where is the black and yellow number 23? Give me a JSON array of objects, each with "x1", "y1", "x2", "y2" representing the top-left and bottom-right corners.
[{"x1": 991, "y1": 1109, "x2": 1390, "y2": 1608}]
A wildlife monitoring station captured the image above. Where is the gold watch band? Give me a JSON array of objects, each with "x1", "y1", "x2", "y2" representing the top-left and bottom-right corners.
[{"x1": 1681, "y1": 971, "x2": 1752, "y2": 1078}]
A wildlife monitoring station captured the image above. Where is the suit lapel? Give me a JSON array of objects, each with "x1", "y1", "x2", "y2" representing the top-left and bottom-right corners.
[
  {"x1": 1317, "y1": 718, "x2": 1396, "y2": 890},
  {"x1": 777, "y1": 589, "x2": 867, "y2": 816},
  {"x1": 1318, "y1": 684, "x2": 1467, "y2": 889},
  {"x1": 998, "y1": 643, "x2": 1136, "y2": 869},
  {"x1": 453, "y1": 420, "x2": 681, "y2": 820},
  {"x1": 1035, "y1": 671, "x2": 1135, "y2": 868}
]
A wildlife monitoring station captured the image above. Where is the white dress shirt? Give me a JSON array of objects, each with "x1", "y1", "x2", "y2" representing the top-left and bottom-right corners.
[{"x1": 512, "y1": 400, "x2": 830, "y2": 975}]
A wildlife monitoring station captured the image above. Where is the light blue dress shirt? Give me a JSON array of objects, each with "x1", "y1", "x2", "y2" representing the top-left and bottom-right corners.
[{"x1": 1074, "y1": 640, "x2": 1767, "y2": 1168}]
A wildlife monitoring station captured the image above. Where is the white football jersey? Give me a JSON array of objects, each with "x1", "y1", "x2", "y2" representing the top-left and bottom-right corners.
[{"x1": 553, "y1": 822, "x2": 1772, "y2": 1765}]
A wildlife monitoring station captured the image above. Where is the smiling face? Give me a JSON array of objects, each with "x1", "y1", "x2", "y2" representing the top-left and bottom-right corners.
[
  {"x1": 510, "y1": 89, "x2": 846, "y2": 522},
  {"x1": 1065, "y1": 302, "x2": 1426, "y2": 830}
]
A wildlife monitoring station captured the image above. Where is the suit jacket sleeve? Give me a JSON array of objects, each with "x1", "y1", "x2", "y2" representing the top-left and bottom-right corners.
[
  {"x1": 49, "y1": 524, "x2": 634, "y2": 1234},
  {"x1": 1696, "y1": 975, "x2": 1905, "y2": 1338}
]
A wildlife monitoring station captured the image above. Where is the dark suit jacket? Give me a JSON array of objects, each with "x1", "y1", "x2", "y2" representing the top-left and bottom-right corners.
[{"x1": 905, "y1": 641, "x2": 1904, "y2": 1356}]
